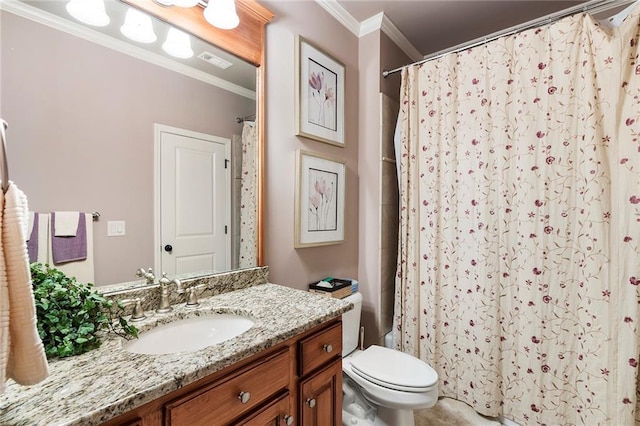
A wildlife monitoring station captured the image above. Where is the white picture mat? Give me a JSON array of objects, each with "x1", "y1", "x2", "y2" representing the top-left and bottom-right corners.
[
  {"x1": 297, "y1": 37, "x2": 345, "y2": 146},
  {"x1": 296, "y1": 151, "x2": 345, "y2": 247}
]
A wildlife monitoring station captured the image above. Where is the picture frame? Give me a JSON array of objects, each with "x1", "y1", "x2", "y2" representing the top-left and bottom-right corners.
[
  {"x1": 295, "y1": 150, "x2": 346, "y2": 248},
  {"x1": 295, "y1": 35, "x2": 345, "y2": 147}
]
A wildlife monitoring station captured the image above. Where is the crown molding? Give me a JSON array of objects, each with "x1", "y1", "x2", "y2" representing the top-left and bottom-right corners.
[
  {"x1": 314, "y1": 0, "x2": 360, "y2": 36},
  {"x1": 380, "y1": 14, "x2": 423, "y2": 61},
  {"x1": 360, "y1": 12, "x2": 384, "y2": 37},
  {"x1": 314, "y1": 0, "x2": 422, "y2": 62},
  {"x1": 0, "y1": 0, "x2": 256, "y2": 100}
]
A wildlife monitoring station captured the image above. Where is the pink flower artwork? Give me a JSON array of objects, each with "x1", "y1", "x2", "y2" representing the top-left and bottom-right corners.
[
  {"x1": 308, "y1": 61, "x2": 338, "y2": 131},
  {"x1": 307, "y1": 168, "x2": 338, "y2": 231}
]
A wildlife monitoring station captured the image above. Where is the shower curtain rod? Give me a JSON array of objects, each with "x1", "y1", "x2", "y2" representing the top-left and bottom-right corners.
[
  {"x1": 382, "y1": 0, "x2": 636, "y2": 78},
  {"x1": 236, "y1": 114, "x2": 256, "y2": 123}
]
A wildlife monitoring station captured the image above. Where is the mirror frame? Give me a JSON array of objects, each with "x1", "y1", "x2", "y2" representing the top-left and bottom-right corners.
[{"x1": 120, "y1": 0, "x2": 273, "y2": 266}]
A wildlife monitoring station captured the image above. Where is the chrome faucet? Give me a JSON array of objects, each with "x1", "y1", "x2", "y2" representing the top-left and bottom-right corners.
[
  {"x1": 135, "y1": 267, "x2": 155, "y2": 284},
  {"x1": 156, "y1": 273, "x2": 173, "y2": 313},
  {"x1": 155, "y1": 273, "x2": 185, "y2": 313}
]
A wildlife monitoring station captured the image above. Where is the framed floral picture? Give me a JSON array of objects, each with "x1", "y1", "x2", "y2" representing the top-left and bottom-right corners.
[
  {"x1": 295, "y1": 150, "x2": 346, "y2": 248},
  {"x1": 295, "y1": 35, "x2": 345, "y2": 147}
]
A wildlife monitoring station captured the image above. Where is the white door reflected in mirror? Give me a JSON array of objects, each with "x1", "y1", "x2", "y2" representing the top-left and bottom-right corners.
[{"x1": 157, "y1": 125, "x2": 231, "y2": 276}]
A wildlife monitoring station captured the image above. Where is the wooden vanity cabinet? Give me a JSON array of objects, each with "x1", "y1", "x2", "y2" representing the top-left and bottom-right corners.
[
  {"x1": 296, "y1": 322, "x2": 343, "y2": 426},
  {"x1": 298, "y1": 361, "x2": 342, "y2": 426},
  {"x1": 102, "y1": 319, "x2": 342, "y2": 426}
]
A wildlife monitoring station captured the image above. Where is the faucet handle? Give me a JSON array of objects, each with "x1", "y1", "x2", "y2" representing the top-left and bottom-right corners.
[
  {"x1": 185, "y1": 284, "x2": 206, "y2": 308},
  {"x1": 135, "y1": 267, "x2": 155, "y2": 284},
  {"x1": 121, "y1": 297, "x2": 147, "y2": 322}
]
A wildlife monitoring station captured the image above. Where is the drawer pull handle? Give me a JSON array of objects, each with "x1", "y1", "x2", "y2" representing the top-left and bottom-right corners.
[
  {"x1": 306, "y1": 398, "x2": 316, "y2": 408},
  {"x1": 282, "y1": 415, "x2": 294, "y2": 425},
  {"x1": 323, "y1": 344, "x2": 333, "y2": 353},
  {"x1": 238, "y1": 391, "x2": 251, "y2": 404}
]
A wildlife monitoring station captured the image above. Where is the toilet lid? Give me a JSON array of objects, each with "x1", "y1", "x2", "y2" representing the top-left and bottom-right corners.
[{"x1": 350, "y1": 346, "x2": 438, "y2": 393}]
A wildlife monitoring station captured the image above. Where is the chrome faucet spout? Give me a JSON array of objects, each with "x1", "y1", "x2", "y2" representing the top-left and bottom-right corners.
[{"x1": 172, "y1": 277, "x2": 184, "y2": 294}]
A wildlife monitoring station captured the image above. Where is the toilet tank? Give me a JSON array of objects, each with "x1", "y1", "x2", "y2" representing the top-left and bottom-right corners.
[{"x1": 342, "y1": 292, "x2": 363, "y2": 356}]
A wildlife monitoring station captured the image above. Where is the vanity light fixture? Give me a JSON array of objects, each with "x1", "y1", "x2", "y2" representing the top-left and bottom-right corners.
[
  {"x1": 162, "y1": 27, "x2": 194, "y2": 59},
  {"x1": 173, "y1": 0, "x2": 200, "y2": 7},
  {"x1": 203, "y1": 0, "x2": 239, "y2": 30},
  {"x1": 152, "y1": 0, "x2": 240, "y2": 30},
  {"x1": 121, "y1": 8, "x2": 157, "y2": 43},
  {"x1": 66, "y1": 0, "x2": 110, "y2": 27}
]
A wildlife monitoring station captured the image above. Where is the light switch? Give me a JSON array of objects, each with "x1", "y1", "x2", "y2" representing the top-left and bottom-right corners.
[{"x1": 107, "y1": 220, "x2": 126, "y2": 237}]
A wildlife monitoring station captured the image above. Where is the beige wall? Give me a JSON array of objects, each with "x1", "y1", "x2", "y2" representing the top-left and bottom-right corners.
[
  {"x1": 358, "y1": 30, "x2": 410, "y2": 346},
  {"x1": 357, "y1": 30, "x2": 381, "y2": 345},
  {"x1": 380, "y1": 32, "x2": 410, "y2": 102},
  {"x1": 262, "y1": 1, "x2": 359, "y2": 289},
  {"x1": 1, "y1": 12, "x2": 255, "y2": 285}
]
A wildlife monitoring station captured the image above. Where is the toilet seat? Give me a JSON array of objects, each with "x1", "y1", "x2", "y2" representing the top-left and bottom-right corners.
[{"x1": 349, "y1": 345, "x2": 437, "y2": 393}]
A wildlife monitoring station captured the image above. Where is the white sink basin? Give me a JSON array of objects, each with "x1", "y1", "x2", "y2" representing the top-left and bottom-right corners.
[{"x1": 124, "y1": 314, "x2": 254, "y2": 355}]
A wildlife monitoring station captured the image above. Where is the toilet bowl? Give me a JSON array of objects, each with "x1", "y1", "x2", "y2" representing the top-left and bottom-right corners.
[{"x1": 341, "y1": 292, "x2": 438, "y2": 426}]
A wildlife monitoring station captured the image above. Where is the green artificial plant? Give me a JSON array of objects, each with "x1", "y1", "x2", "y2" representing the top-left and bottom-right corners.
[{"x1": 30, "y1": 263, "x2": 138, "y2": 358}]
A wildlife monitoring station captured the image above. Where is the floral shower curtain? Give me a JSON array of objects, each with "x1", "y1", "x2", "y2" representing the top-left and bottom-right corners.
[
  {"x1": 238, "y1": 121, "x2": 257, "y2": 268},
  {"x1": 394, "y1": 5, "x2": 640, "y2": 425}
]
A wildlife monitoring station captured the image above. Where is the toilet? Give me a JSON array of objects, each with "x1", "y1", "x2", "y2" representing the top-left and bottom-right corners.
[{"x1": 341, "y1": 292, "x2": 438, "y2": 426}]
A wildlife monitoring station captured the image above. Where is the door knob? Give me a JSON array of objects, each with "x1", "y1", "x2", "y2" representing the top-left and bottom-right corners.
[
  {"x1": 306, "y1": 398, "x2": 316, "y2": 408},
  {"x1": 164, "y1": 244, "x2": 173, "y2": 253}
]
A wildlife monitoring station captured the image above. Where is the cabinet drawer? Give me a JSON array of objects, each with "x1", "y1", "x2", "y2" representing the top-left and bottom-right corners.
[
  {"x1": 165, "y1": 348, "x2": 290, "y2": 426},
  {"x1": 298, "y1": 322, "x2": 342, "y2": 376}
]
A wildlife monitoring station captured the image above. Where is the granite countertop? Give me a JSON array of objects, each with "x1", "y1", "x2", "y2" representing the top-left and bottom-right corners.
[{"x1": 0, "y1": 283, "x2": 352, "y2": 426}]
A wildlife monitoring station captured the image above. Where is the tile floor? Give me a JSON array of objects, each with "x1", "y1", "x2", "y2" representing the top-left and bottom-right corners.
[{"x1": 414, "y1": 398, "x2": 502, "y2": 426}]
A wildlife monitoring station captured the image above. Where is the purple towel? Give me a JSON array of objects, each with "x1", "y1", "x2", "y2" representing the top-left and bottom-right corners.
[
  {"x1": 51, "y1": 212, "x2": 87, "y2": 264},
  {"x1": 27, "y1": 213, "x2": 39, "y2": 263}
]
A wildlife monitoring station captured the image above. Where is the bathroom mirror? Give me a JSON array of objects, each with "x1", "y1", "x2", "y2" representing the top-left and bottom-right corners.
[{"x1": 1, "y1": 0, "x2": 272, "y2": 286}]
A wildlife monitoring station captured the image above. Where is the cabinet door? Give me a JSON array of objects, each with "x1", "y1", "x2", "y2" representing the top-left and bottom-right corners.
[
  {"x1": 236, "y1": 392, "x2": 294, "y2": 426},
  {"x1": 299, "y1": 359, "x2": 342, "y2": 426}
]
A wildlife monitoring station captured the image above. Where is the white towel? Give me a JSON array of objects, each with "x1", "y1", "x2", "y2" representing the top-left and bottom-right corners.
[
  {"x1": 1, "y1": 183, "x2": 49, "y2": 392},
  {"x1": 53, "y1": 211, "x2": 79, "y2": 237},
  {"x1": 0, "y1": 185, "x2": 8, "y2": 393},
  {"x1": 47, "y1": 213, "x2": 94, "y2": 284},
  {"x1": 35, "y1": 214, "x2": 50, "y2": 263},
  {"x1": 27, "y1": 211, "x2": 35, "y2": 239}
]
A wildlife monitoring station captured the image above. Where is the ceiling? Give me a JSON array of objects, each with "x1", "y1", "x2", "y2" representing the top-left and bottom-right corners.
[{"x1": 335, "y1": 0, "x2": 591, "y2": 57}]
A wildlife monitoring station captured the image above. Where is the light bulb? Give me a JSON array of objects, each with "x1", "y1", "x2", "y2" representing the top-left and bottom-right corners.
[
  {"x1": 121, "y1": 8, "x2": 157, "y2": 44},
  {"x1": 203, "y1": 0, "x2": 239, "y2": 30},
  {"x1": 66, "y1": 0, "x2": 110, "y2": 27},
  {"x1": 162, "y1": 27, "x2": 194, "y2": 59},
  {"x1": 173, "y1": 0, "x2": 200, "y2": 6}
]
